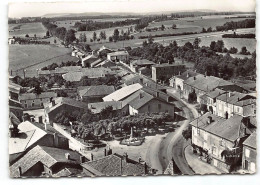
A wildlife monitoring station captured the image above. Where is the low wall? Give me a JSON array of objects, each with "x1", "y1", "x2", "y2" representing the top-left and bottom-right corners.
[{"x1": 53, "y1": 123, "x2": 97, "y2": 157}]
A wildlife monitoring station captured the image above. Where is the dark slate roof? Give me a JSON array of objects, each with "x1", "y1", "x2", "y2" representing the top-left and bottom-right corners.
[
  {"x1": 217, "y1": 92, "x2": 256, "y2": 107},
  {"x1": 184, "y1": 74, "x2": 234, "y2": 92},
  {"x1": 206, "y1": 89, "x2": 226, "y2": 99},
  {"x1": 81, "y1": 153, "x2": 147, "y2": 176},
  {"x1": 190, "y1": 112, "x2": 252, "y2": 142},
  {"x1": 152, "y1": 63, "x2": 185, "y2": 68},
  {"x1": 45, "y1": 97, "x2": 88, "y2": 114},
  {"x1": 173, "y1": 70, "x2": 199, "y2": 81},
  {"x1": 19, "y1": 92, "x2": 57, "y2": 101},
  {"x1": 243, "y1": 132, "x2": 256, "y2": 149},
  {"x1": 131, "y1": 59, "x2": 155, "y2": 66},
  {"x1": 78, "y1": 85, "x2": 115, "y2": 97},
  {"x1": 10, "y1": 145, "x2": 81, "y2": 178}
]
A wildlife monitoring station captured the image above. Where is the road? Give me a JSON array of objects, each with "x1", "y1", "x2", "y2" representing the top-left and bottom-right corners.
[{"x1": 158, "y1": 90, "x2": 198, "y2": 175}]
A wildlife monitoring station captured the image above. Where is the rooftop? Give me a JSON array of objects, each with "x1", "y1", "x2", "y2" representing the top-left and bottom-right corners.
[
  {"x1": 217, "y1": 92, "x2": 256, "y2": 107},
  {"x1": 152, "y1": 63, "x2": 185, "y2": 68},
  {"x1": 19, "y1": 92, "x2": 57, "y2": 101},
  {"x1": 190, "y1": 112, "x2": 252, "y2": 142},
  {"x1": 10, "y1": 145, "x2": 81, "y2": 178},
  {"x1": 131, "y1": 59, "x2": 155, "y2": 66},
  {"x1": 172, "y1": 70, "x2": 199, "y2": 81},
  {"x1": 103, "y1": 83, "x2": 143, "y2": 102},
  {"x1": 107, "y1": 50, "x2": 129, "y2": 56},
  {"x1": 78, "y1": 85, "x2": 115, "y2": 97},
  {"x1": 184, "y1": 74, "x2": 234, "y2": 92},
  {"x1": 45, "y1": 97, "x2": 88, "y2": 114},
  {"x1": 243, "y1": 132, "x2": 256, "y2": 149},
  {"x1": 81, "y1": 153, "x2": 147, "y2": 176}
]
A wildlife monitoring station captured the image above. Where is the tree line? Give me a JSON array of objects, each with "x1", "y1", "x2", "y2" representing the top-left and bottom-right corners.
[
  {"x1": 129, "y1": 39, "x2": 256, "y2": 80},
  {"x1": 216, "y1": 19, "x2": 255, "y2": 31},
  {"x1": 42, "y1": 20, "x2": 76, "y2": 45}
]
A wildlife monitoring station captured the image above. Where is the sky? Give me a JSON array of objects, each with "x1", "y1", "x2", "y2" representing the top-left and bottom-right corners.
[{"x1": 8, "y1": 0, "x2": 256, "y2": 18}]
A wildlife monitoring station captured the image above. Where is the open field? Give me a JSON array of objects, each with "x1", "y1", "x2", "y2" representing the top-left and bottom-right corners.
[
  {"x1": 9, "y1": 44, "x2": 77, "y2": 73},
  {"x1": 135, "y1": 16, "x2": 255, "y2": 38},
  {"x1": 8, "y1": 22, "x2": 47, "y2": 38},
  {"x1": 89, "y1": 28, "x2": 256, "y2": 53}
]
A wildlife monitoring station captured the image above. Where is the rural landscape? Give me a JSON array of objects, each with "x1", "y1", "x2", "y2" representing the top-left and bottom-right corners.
[{"x1": 8, "y1": 1, "x2": 256, "y2": 178}]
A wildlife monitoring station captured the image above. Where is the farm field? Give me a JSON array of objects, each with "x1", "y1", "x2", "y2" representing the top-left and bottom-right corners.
[
  {"x1": 8, "y1": 22, "x2": 47, "y2": 38},
  {"x1": 136, "y1": 16, "x2": 255, "y2": 38},
  {"x1": 9, "y1": 44, "x2": 77, "y2": 77},
  {"x1": 75, "y1": 25, "x2": 135, "y2": 42},
  {"x1": 88, "y1": 28, "x2": 256, "y2": 53}
]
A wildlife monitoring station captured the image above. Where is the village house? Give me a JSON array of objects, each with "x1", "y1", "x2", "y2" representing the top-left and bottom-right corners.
[
  {"x1": 122, "y1": 75, "x2": 167, "y2": 93},
  {"x1": 19, "y1": 92, "x2": 57, "y2": 110},
  {"x1": 215, "y1": 92, "x2": 256, "y2": 119},
  {"x1": 199, "y1": 89, "x2": 227, "y2": 115},
  {"x1": 44, "y1": 97, "x2": 88, "y2": 125},
  {"x1": 94, "y1": 59, "x2": 116, "y2": 68},
  {"x1": 10, "y1": 145, "x2": 84, "y2": 178},
  {"x1": 242, "y1": 132, "x2": 256, "y2": 173},
  {"x1": 9, "y1": 120, "x2": 69, "y2": 165},
  {"x1": 190, "y1": 112, "x2": 254, "y2": 172},
  {"x1": 81, "y1": 55, "x2": 102, "y2": 68},
  {"x1": 152, "y1": 63, "x2": 186, "y2": 83},
  {"x1": 77, "y1": 85, "x2": 115, "y2": 103},
  {"x1": 127, "y1": 90, "x2": 175, "y2": 116},
  {"x1": 169, "y1": 70, "x2": 199, "y2": 90},
  {"x1": 81, "y1": 152, "x2": 153, "y2": 176},
  {"x1": 107, "y1": 50, "x2": 129, "y2": 63},
  {"x1": 183, "y1": 74, "x2": 248, "y2": 102},
  {"x1": 96, "y1": 45, "x2": 114, "y2": 56},
  {"x1": 130, "y1": 59, "x2": 155, "y2": 73},
  {"x1": 9, "y1": 82, "x2": 23, "y2": 120}
]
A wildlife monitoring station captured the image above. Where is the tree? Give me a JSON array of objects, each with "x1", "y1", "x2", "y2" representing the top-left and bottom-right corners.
[
  {"x1": 207, "y1": 27, "x2": 212, "y2": 32},
  {"x1": 109, "y1": 36, "x2": 113, "y2": 42},
  {"x1": 54, "y1": 39, "x2": 57, "y2": 44},
  {"x1": 121, "y1": 29, "x2": 124, "y2": 36},
  {"x1": 172, "y1": 24, "x2": 177, "y2": 29},
  {"x1": 93, "y1": 32, "x2": 97, "y2": 42},
  {"x1": 193, "y1": 37, "x2": 201, "y2": 49},
  {"x1": 202, "y1": 27, "x2": 207, "y2": 33},
  {"x1": 103, "y1": 31, "x2": 106, "y2": 40},
  {"x1": 113, "y1": 29, "x2": 120, "y2": 42},
  {"x1": 148, "y1": 34, "x2": 154, "y2": 44},
  {"x1": 240, "y1": 46, "x2": 250, "y2": 55},
  {"x1": 64, "y1": 29, "x2": 76, "y2": 44},
  {"x1": 182, "y1": 126, "x2": 192, "y2": 140},
  {"x1": 161, "y1": 24, "x2": 165, "y2": 31},
  {"x1": 188, "y1": 90, "x2": 197, "y2": 103},
  {"x1": 46, "y1": 30, "x2": 50, "y2": 37},
  {"x1": 25, "y1": 34, "x2": 29, "y2": 38},
  {"x1": 229, "y1": 47, "x2": 238, "y2": 54}
]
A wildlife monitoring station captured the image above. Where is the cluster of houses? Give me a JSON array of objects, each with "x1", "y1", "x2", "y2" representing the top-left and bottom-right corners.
[
  {"x1": 8, "y1": 43, "x2": 257, "y2": 177},
  {"x1": 170, "y1": 70, "x2": 256, "y2": 173}
]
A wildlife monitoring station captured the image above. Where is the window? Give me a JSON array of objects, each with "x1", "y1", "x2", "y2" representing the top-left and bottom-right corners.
[
  {"x1": 158, "y1": 104, "x2": 161, "y2": 110},
  {"x1": 212, "y1": 146, "x2": 217, "y2": 155},
  {"x1": 251, "y1": 162, "x2": 256, "y2": 172},
  {"x1": 40, "y1": 98, "x2": 42, "y2": 101},
  {"x1": 245, "y1": 148, "x2": 250, "y2": 158},
  {"x1": 197, "y1": 128, "x2": 200, "y2": 135},
  {"x1": 24, "y1": 104, "x2": 27, "y2": 108},
  {"x1": 41, "y1": 103, "x2": 43, "y2": 106},
  {"x1": 32, "y1": 103, "x2": 34, "y2": 107}
]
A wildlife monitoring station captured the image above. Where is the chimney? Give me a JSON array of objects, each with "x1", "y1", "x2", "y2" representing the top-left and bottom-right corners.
[
  {"x1": 18, "y1": 166, "x2": 22, "y2": 177},
  {"x1": 44, "y1": 123, "x2": 48, "y2": 131},
  {"x1": 107, "y1": 148, "x2": 112, "y2": 155},
  {"x1": 156, "y1": 92, "x2": 159, "y2": 97},
  {"x1": 187, "y1": 72, "x2": 189, "y2": 78},
  {"x1": 30, "y1": 117, "x2": 34, "y2": 122},
  {"x1": 244, "y1": 128, "x2": 247, "y2": 136},
  {"x1": 139, "y1": 93, "x2": 143, "y2": 99},
  {"x1": 193, "y1": 76, "x2": 196, "y2": 80},
  {"x1": 123, "y1": 153, "x2": 128, "y2": 162},
  {"x1": 104, "y1": 148, "x2": 107, "y2": 156},
  {"x1": 140, "y1": 78, "x2": 143, "y2": 84},
  {"x1": 228, "y1": 92, "x2": 231, "y2": 97},
  {"x1": 237, "y1": 97, "x2": 240, "y2": 101},
  {"x1": 39, "y1": 116, "x2": 43, "y2": 124},
  {"x1": 90, "y1": 153, "x2": 94, "y2": 161},
  {"x1": 178, "y1": 71, "x2": 181, "y2": 75},
  {"x1": 207, "y1": 116, "x2": 213, "y2": 124},
  {"x1": 65, "y1": 153, "x2": 71, "y2": 160},
  {"x1": 138, "y1": 156, "x2": 142, "y2": 163},
  {"x1": 80, "y1": 156, "x2": 86, "y2": 163}
]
